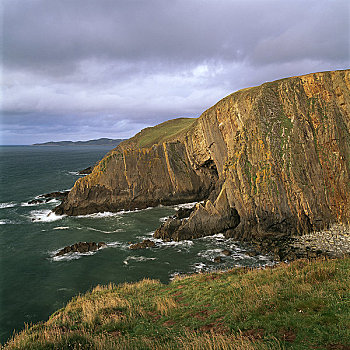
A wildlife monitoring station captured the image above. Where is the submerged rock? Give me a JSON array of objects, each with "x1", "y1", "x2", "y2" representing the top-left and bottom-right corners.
[{"x1": 55, "y1": 241, "x2": 106, "y2": 257}]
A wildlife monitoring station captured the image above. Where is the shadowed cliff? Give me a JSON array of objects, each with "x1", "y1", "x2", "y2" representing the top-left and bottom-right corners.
[{"x1": 55, "y1": 69, "x2": 350, "y2": 239}]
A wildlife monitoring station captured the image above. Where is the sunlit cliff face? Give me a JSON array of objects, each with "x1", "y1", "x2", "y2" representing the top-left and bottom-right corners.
[{"x1": 56, "y1": 70, "x2": 350, "y2": 239}]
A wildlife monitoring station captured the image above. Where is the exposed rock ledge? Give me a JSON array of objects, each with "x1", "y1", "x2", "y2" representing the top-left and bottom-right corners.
[{"x1": 55, "y1": 69, "x2": 350, "y2": 242}]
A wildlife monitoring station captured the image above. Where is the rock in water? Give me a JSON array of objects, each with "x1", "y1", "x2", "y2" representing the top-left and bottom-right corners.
[
  {"x1": 54, "y1": 70, "x2": 350, "y2": 241},
  {"x1": 129, "y1": 239, "x2": 156, "y2": 250},
  {"x1": 55, "y1": 241, "x2": 106, "y2": 256}
]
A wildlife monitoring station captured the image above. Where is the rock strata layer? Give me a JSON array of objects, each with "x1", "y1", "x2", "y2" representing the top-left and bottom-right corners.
[{"x1": 55, "y1": 70, "x2": 350, "y2": 241}]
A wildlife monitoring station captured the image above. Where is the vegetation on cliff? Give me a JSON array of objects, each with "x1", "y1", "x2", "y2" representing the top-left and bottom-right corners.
[
  {"x1": 120, "y1": 117, "x2": 196, "y2": 149},
  {"x1": 4, "y1": 257, "x2": 349, "y2": 349}
]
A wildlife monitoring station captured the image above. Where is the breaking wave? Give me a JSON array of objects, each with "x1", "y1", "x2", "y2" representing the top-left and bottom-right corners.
[
  {"x1": 123, "y1": 256, "x2": 157, "y2": 265},
  {"x1": 0, "y1": 202, "x2": 16, "y2": 209},
  {"x1": 29, "y1": 209, "x2": 65, "y2": 223}
]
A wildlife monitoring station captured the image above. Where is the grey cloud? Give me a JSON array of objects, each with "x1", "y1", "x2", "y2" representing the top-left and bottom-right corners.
[
  {"x1": 1, "y1": 0, "x2": 349, "y2": 144},
  {"x1": 4, "y1": 0, "x2": 348, "y2": 73}
]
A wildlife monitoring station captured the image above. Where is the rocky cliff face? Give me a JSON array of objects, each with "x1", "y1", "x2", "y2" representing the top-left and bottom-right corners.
[{"x1": 56, "y1": 70, "x2": 350, "y2": 240}]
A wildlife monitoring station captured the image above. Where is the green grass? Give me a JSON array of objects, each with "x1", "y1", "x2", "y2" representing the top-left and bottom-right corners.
[
  {"x1": 3, "y1": 257, "x2": 350, "y2": 350},
  {"x1": 123, "y1": 117, "x2": 197, "y2": 149}
]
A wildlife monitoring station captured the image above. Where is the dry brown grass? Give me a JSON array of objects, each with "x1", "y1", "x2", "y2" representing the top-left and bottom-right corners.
[{"x1": 155, "y1": 296, "x2": 178, "y2": 316}]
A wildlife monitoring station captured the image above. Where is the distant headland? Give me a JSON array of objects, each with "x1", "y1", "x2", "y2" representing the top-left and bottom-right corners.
[{"x1": 32, "y1": 138, "x2": 125, "y2": 146}]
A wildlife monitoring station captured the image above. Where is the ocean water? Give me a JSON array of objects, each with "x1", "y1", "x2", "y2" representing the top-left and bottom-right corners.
[{"x1": 0, "y1": 146, "x2": 274, "y2": 344}]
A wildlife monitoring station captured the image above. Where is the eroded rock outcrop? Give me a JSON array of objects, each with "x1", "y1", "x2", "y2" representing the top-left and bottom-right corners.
[
  {"x1": 154, "y1": 187, "x2": 240, "y2": 240},
  {"x1": 55, "y1": 70, "x2": 350, "y2": 240}
]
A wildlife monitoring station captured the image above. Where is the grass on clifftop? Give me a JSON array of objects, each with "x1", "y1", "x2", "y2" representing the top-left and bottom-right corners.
[
  {"x1": 3, "y1": 257, "x2": 350, "y2": 350},
  {"x1": 124, "y1": 117, "x2": 196, "y2": 149}
]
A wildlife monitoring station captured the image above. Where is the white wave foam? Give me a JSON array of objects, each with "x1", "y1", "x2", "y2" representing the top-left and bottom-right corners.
[
  {"x1": 29, "y1": 209, "x2": 65, "y2": 222},
  {"x1": 47, "y1": 199, "x2": 60, "y2": 204},
  {"x1": 21, "y1": 198, "x2": 60, "y2": 207},
  {"x1": 198, "y1": 248, "x2": 224, "y2": 260},
  {"x1": 53, "y1": 226, "x2": 70, "y2": 230},
  {"x1": 173, "y1": 201, "x2": 198, "y2": 210},
  {"x1": 123, "y1": 256, "x2": 156, "y2": 265},
  {"x1": 193, "y1": 262, "x2": 207, "y2": 272},
  {"x1": 0, "y1": 219, "x2": 15, "y2": 224},
  {"x1": 107, "y1": 241, "x2": 129, "y2": 250},
  {"x1": 86, "y1": 227, "x2": 122, "y2": 234},
  {"x1": 68, "y1": 171, "x2": 80, "y2": 176},
  {"x1": 51, "y1": 251, "x2": 95, "y2": 262},
  {"x1": 159, "y1": 216, "x2": 170, "y2": 223},
  {"x1": 21, "y1": 202, "x2": 37, "y2": 207},
  {"x1": 0, "y1": 202, "x2": 16, "y2": 209},
  {"x1": 200, "y1": 233, "x2": 226, "y2": 241},
  {"x1": 76, "y1": 207, "x2": 153, "y2": 219},
  {"x1": 153, "y1": 238, "x2": 194, "y2": 248},
  {"x1": 76, "y1": 211, "x2": 121, "y2": 219}
]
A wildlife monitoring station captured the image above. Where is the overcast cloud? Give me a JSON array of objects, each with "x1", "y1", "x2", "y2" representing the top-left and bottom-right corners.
[{"x1": 1, "y1": 0, "x2": 349, "y2": 144}]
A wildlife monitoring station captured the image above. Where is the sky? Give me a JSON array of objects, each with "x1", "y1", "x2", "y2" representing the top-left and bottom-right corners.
[{"x1": 1, "y1": 0, "x2": 349, "y2": 145}]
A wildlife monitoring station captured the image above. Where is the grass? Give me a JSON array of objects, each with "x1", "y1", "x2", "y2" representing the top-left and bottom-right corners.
[
  {"x1": 123, "y1": 117, "x2": 197, "y2": 149},
  {"x1": 3, "y1": 257, "x2": 350, "y2": 350}
]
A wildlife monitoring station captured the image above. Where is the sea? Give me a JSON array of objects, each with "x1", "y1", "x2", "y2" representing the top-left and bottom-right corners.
[{"x1": 0, "y1": 145, "x2": 274, "y2": 344}]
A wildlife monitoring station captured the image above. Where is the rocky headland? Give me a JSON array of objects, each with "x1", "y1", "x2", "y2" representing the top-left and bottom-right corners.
[{"x1": 54, "y1": 69, "x2": 350, "y2": 257}]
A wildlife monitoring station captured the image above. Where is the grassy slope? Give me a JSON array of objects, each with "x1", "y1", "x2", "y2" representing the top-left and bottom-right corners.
[
  {"x1": 120, "y1": 117, "x2": 197, "y2": 149},
  {"x1": 3, "y1": 257, "x2": 349, "y2": 350}
]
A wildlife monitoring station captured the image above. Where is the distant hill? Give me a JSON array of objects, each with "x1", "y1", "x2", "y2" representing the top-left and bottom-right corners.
[{"x1": 33, "y1": 138, "x2": 125, "y2": 146}]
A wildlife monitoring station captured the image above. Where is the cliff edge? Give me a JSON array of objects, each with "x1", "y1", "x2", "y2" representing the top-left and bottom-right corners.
[{"x1": 55, "y1": 69, "x2": 350, "y2": 240}]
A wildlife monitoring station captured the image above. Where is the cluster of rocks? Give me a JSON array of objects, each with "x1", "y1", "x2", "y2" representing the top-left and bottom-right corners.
[
  {"x1": 55, "y1": 241, "x2": 107, "y2": 257},
  {"x1": 291, "y1": 224, "x2": 350, "y2": 258},
  {"x1": 213, "y1": 249, "x2": 231, "y2": 263},
  {"x1": 28, "y1": 191, "x2": 69, "y2": 205},
  {"x1": 129, "y1": 239, "x2": 156, "y2": 250},
  {"x1": 237, "y1": 224, "x2": 350, "y2": 262}
]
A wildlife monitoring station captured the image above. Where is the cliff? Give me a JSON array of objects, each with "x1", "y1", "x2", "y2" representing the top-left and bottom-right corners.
[{"x1": 55, "y1": 69, "x2": 350, "y2": 240}]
